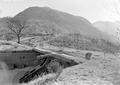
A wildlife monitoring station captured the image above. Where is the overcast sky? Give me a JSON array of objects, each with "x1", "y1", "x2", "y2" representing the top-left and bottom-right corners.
[{"x1": 0, "y1": 0, "x2": 120, "y2": 22}]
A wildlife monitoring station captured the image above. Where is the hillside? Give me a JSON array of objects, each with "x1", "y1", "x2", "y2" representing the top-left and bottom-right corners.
[
  {"x1": 47, "y1": 33, "x2": 120, "y2": 54},
  {"x1": 0, "y1": 6, "x2": 116, "y2": 42},
  {"x1": 0, "y1": 6, "x2": 118, "y2": 49},
  {"x1": 15, "y1": 6, "x2": 103, "y2": 38}
]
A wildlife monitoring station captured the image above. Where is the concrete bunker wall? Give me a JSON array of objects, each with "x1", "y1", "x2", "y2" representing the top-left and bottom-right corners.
[{"x1": 0, "y1": 50, "x2": 40, "y2": 69}]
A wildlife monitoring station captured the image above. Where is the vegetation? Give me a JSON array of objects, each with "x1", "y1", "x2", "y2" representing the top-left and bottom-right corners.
[
  {"x1": 28, "y1": 19, "x2": 61, "y2": 37},
  {"x1": 47, "y1": 33, "x2": 120, "y2": 54},
  {"x1": 0, "y1": 18, "x2": 62, "y2": 44},
  {"x1": 3, "y1": 17, "x2": 29, "y2": 43}
]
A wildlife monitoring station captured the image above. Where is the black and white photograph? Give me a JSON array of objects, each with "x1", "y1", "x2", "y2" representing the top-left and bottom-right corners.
[{"x1": 0, "y1": 0, "x2": 120, "y2": 85}]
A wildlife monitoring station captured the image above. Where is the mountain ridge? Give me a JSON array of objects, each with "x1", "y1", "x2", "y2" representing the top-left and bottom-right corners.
[{"x1": 15, "y1": 6, "x2": 104, "y2": 38}]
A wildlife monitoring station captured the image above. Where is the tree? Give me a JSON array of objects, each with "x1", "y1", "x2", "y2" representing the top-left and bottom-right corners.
[{"x1": 4, "y1": 17, "x2": 28, "y2": 43}]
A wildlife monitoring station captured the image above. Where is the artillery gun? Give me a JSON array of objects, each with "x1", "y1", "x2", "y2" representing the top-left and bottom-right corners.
[{"x1": 18, "y1": 51, "x2": 80, "y2": 83}]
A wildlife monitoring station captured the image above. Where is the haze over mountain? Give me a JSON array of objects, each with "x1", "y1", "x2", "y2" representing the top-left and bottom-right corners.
[
  {"x1": 15, "y1": 6, "x2": 105, "y2": 38},
  {"x1": 93, "y1": 21, "x2": 120, "y2": 36}
]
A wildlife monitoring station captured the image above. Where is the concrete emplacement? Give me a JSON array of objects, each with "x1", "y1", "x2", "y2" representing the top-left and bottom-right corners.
[{"x1": 0, "y1": 48, "x2": 80, "y2": 84}]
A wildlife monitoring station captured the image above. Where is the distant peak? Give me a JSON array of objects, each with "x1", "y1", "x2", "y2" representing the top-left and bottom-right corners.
[
  {"x1": 42, "y1": 6, "x2": 51, "y2": 9},
  {"x1": 94, "y1": 21, "x2": 113, "y2": 24},
  {"x1": 27, "y1": 6, "x2": 52, "y2": 10}
]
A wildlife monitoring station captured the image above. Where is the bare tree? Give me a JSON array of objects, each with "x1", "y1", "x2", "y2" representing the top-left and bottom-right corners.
[{"x1": 4, "y1": 17, "x2": 28, "y2": 43}]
